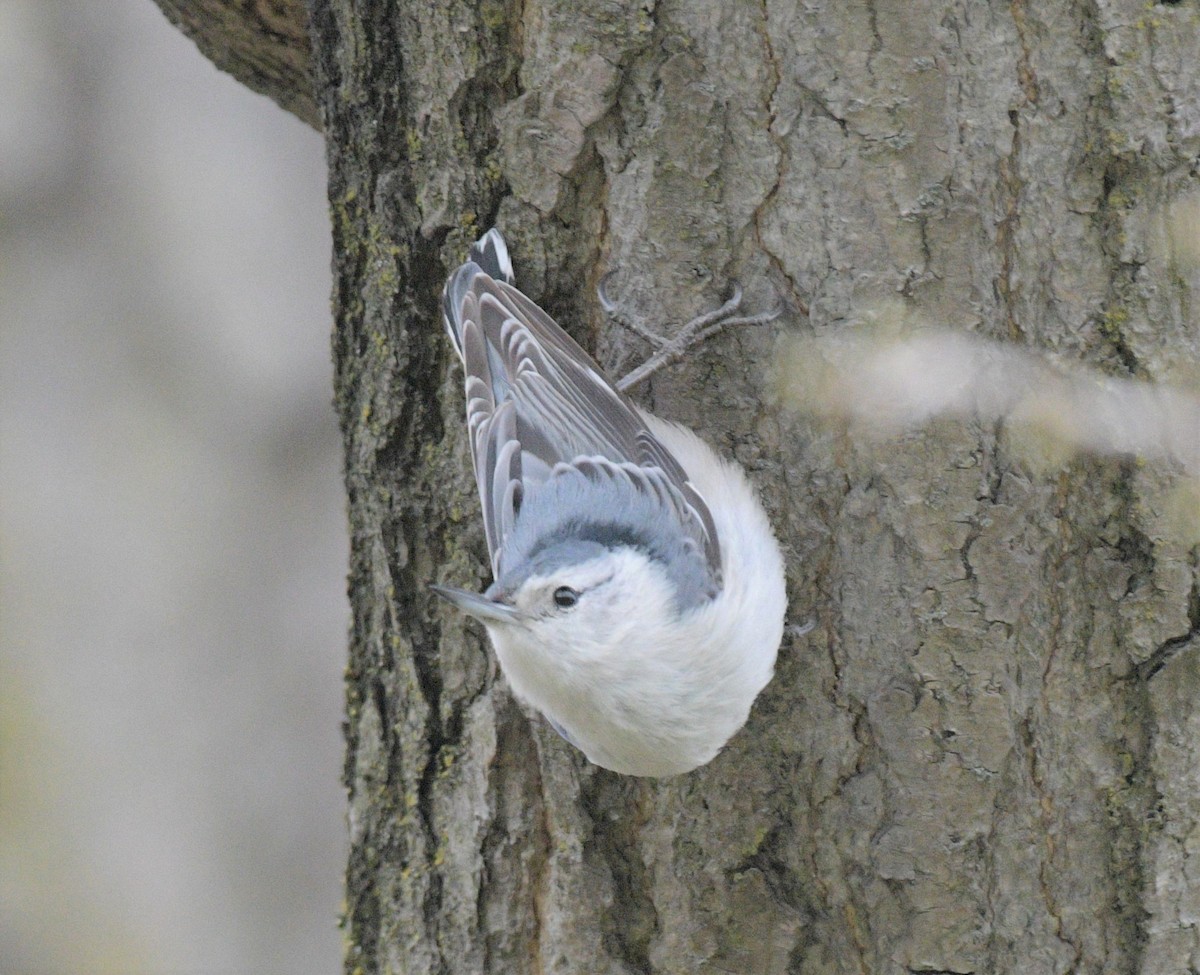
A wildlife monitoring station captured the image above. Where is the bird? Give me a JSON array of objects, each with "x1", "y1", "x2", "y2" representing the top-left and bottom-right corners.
[{"x1": 432, "y1": 228, "x2": 787, "y2": 777}]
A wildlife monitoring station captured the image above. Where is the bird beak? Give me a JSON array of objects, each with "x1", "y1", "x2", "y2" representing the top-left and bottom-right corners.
[{"x1": 430, "y1": 584, "x2": 521, "y2": 624}]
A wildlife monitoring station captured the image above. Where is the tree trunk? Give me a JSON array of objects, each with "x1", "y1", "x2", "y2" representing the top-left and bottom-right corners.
[{"x1": 155, "y1": 0, "x2": 1200, "y2": 971}]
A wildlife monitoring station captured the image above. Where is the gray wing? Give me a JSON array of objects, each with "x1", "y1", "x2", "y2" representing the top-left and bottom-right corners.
[{"x1": 441, "y1": 229, "x2": 722, "y2": 585}]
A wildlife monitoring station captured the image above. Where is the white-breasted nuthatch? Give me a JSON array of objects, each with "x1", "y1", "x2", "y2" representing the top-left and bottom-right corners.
[{"x1": 433, "y1": 229, "x2": 786, "y2": 777}]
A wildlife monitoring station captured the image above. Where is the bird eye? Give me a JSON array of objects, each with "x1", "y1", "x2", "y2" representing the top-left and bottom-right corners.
[{"x1": 552, "y1": 586, "x2": 579, "y2": 609}]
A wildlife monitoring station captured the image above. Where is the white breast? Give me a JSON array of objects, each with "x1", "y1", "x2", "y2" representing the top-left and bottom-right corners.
[{"x1": 486, "y1": 413, "x2": 787, "y2": 777}]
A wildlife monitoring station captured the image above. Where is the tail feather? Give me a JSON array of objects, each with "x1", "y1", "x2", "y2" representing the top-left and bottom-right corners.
[{"x1": 469, "y1": 228, "x2": 514, "y2": 284}]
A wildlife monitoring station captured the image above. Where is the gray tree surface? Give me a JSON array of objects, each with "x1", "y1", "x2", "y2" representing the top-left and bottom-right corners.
[{"x1": 153, "y1": 0, "x2": 1200, "y2": 972}]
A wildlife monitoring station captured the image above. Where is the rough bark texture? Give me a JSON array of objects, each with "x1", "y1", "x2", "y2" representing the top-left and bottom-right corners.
[
  {"x1": 148, "y1": 0, "x2": 319, "y2": 128},
  {"x1": 165, "y1": 0, "x2": 1200, "y2": 971}
]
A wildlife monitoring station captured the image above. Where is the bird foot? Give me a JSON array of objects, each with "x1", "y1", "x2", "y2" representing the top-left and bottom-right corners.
[{"x1": 597, "y1": 272, "x2": 783, "y2": 391}]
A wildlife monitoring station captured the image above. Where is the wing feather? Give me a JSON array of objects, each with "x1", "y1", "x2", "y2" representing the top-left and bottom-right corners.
[{"x1": 442, "y1": 232, "x2": 722, "y2": 589}]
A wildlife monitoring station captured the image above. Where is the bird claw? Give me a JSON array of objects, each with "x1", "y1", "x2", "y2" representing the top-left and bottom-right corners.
[
  {"x1": 596, "y1": 270, "x2": 669, "y2": 348},
  {"x1": 787, "y1": 618, "x2": 817, "y2": 638},
  {"x1": 596, "y1": 270, "x2": 621, "y2": 314},
  {"x1": 723, "y1": 294, "x2": 784, "y2": 329}
]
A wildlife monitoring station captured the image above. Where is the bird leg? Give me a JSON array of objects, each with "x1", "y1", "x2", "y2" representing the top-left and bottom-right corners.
[{"x1": 597, "y1": 272, "x2": 784, "y2": 392}]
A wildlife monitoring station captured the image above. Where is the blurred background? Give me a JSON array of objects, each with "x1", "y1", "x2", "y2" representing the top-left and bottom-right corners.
[{"x1": 1, "y1": 2, "x2": 346, "y2": 973}]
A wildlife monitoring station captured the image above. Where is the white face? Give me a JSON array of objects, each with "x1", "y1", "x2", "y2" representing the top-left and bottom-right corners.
[
  {"x1": 502, "y1": 548, "x2": 677, "y2": 658},
  {"x1": 513, "y1": 556, "x2": 613, "y2": 615},
  {"x1": 484, "y1": 545, "x2": 720, "y2": 776}
]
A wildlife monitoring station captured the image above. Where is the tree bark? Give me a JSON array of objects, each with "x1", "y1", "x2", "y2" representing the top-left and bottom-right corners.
[
  {"x1": 148, "y1": 0, "x2": 318, "y2": 129},
  {"x1": 162, "y1": 0, "x2": 1200, "y2": 971}
]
